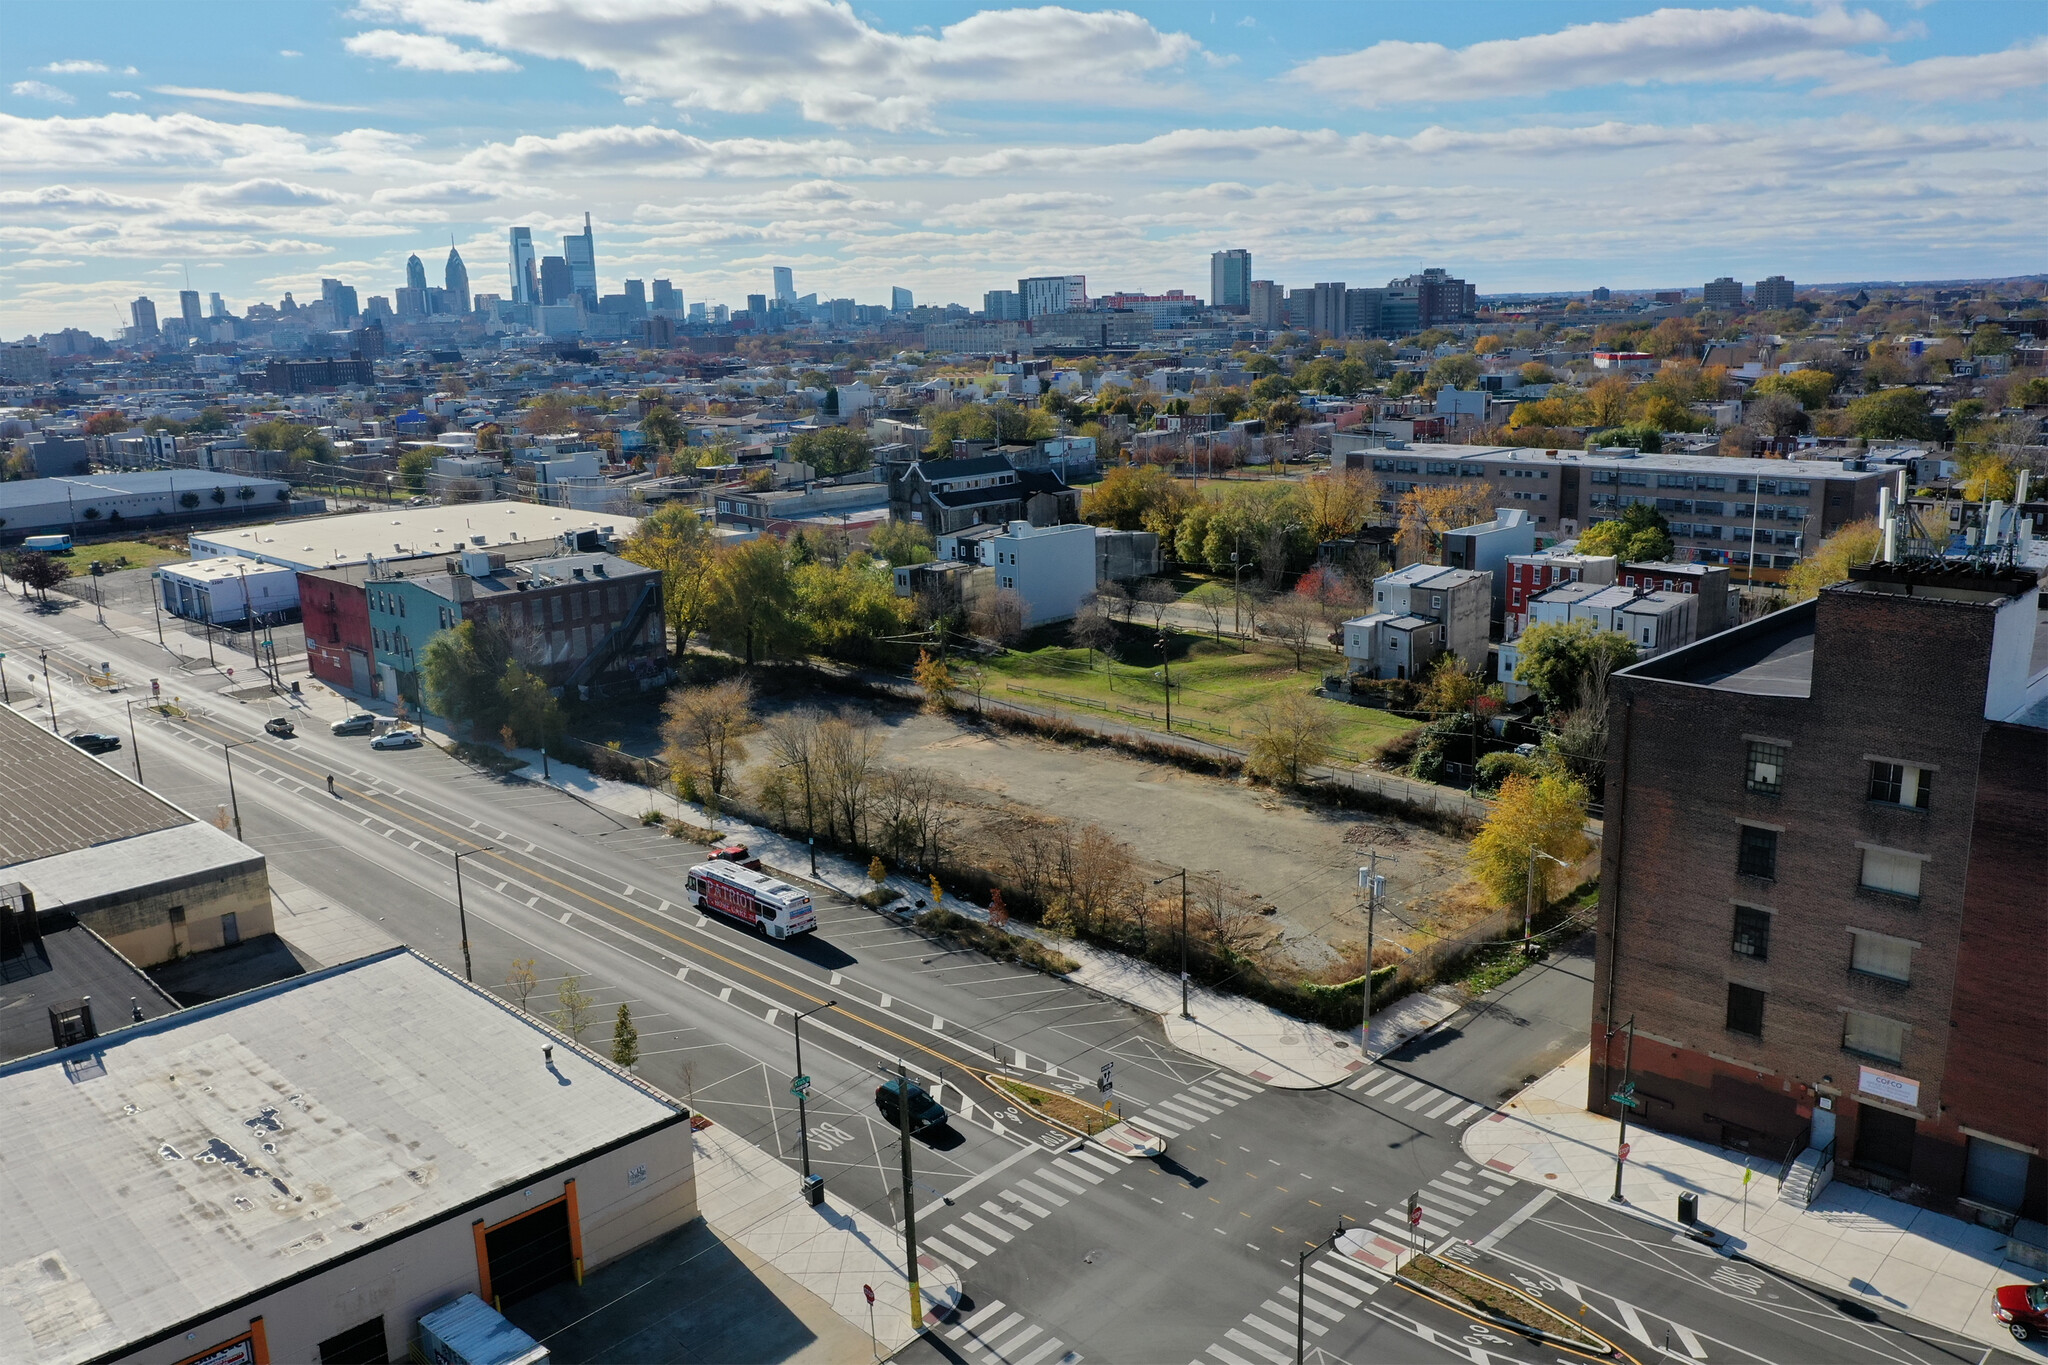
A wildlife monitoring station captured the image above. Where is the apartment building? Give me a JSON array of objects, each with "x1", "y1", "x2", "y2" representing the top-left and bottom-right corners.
[
  {"x1": 1343, "y1": 564, "x2": 1490, "y2": 680},
  {"x1": 1591, "y1": 559, "x2": 2048, "y2": 1221},
  {"x1": 1504, "y1": 546, "x2": 1618, "y2": 635},
  {"x1": 1333, "y1": 442, "x2": 1894, "y2": 583}
]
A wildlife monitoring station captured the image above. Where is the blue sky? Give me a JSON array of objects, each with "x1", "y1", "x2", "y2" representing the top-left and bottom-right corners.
[{"x1": 5, "y1": 1, "x2": 2044, "y2": 336}]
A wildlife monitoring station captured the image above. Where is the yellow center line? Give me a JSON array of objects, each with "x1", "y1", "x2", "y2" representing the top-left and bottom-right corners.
[{"x1": 177, "y1": 714, "x2": 1002, "y2": 1092}]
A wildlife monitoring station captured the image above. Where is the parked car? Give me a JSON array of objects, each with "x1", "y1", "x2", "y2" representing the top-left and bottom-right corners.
[
  {"x1": 709, "y1": 840, "x2": 763, "y2": 870},
  {"x1": 1994, "y1": 1280, "x2": 2048, "y2": 1341},
  {"x1": 264, "y1": 717, "x2": 296, "y2": 738},
  {"x1": 874, "y1": 1078, "x2": 947, "y2": 1133},
  {"x1": 370, "y1": 728, "x2": 423, "y2": 751},
  {"x1": 66, "y1": 732, "x2": 121, "y2": 754},
  {"x1": 331, "y1": 714, "x2": 376, "y2": 736}
]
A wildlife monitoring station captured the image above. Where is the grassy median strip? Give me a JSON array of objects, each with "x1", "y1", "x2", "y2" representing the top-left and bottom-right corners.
[
  {"x1": 988, "y1": 1075, "x2": 1116, "y2": 1137},
  {"x1": 915, "y1": 908, "x2": 1080, "y2": 977},
  {"x1": 1403, "y1": 1255, "x2": 1606, "y2": 1351}
]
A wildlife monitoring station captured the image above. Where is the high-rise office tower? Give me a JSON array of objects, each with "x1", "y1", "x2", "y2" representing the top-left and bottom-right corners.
[
  {"x1": 650, "y1": 280, "x2": 680, "y2": 314},
  {"x1": 1210, "y1": 249, "x2": 1251, "y2": 313},
  {"x1": 563, "y1": 213, "x2": 596, "y2": 304},
  {"x1": 179, "y1": 289, "x2": 203, "y2": 330},
  {"x1": 539, "y1": 256, "x2": 572, "y2": 306},
  {"x1": 445, "y1": 247, "x2": 471, "y2": 314},
  {"x1": 1309, "y1": 282, "x2": 1347, "y2": 336},
  {"x1": 208, "y1": 292, "x2": 227, "y2": 318},
  {"x1": 130, "y1": 296, "x2": 159, "y2": 335},
  {"x1": 891, "y1": 286, "x2": 914, "y2": 313},
  {"x1": 508, "y1": 226, "x2": 537, "y2": 305},
  {"x1": 1017, "y1": 275, "x2": 1087, "y2": 318},
  {"x1": 983, "y1": 289, "x2": 1023, "y2": 321},
  {"x1": 746, "y1": 294, "x2": 768, "y2": 316},
  {"x1": 321, "y1": 278, "x2": 359, "y2": 324},
  {"x1": 1247, "y1": 280, "x2": 1283, "y2": 330},
  {"x1": 405, "y1": 253, "x2": 428, "y2": 294},
  {"x1": 772, "y1": 266, "x2": 795, "y2": 304},
  {"x1": 623, "y1": 279, "x2": 647, "y2": 318}
]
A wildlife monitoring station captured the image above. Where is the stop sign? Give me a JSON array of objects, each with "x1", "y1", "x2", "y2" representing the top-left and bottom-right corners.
[
  {"x1": 1408, "y1": 1203, "x2": 1423, "y2": 1226},
  {"x1": 1619, "y1": 1141, "x2": 1632, "y2": 1162},
  {"x1": 863, "y1": 1284, "x2": 875, "y2": 1305}
]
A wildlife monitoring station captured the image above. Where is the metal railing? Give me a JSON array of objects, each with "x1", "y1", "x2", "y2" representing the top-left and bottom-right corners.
[{"x1": 1776, "y1": 1123, "x2": 1811, "y2": 1190}]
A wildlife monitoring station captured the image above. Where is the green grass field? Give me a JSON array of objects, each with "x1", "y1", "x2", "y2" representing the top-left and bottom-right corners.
[
  {"x1": 977, "y1": 630, "x2": 1416, "y2": 760},
  {"x1": 56, "y1": 538, "x2": 186, "y2": 570}
]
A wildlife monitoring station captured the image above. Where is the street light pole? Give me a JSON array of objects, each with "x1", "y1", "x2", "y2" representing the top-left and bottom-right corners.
[
  {"x1": 452, "y1": 846, "x2": 494, "y2": 983},
  {"x1": 1154, "y1": 869, "x2": 1190, "y2": 1018},
  {"x1": 222, "y1": 739, "x2": 258, "y2": 840},
  {"x1": 123, "y1": 700, "x2": 145, "y2": 785},
  {"x1": 1296, "y1": 1225, "x2": 1346, "y2": 1364},
  {"x1": 1359, "y1": 851, "x2": 1395, "y2": 1057},
  {"x1": 895, "y1": 1059, "x2": 923, "y2": 1337},
  {"x1": 792, "y1": 1000, "x2": 836, "y2": 1182},
  {"x1": 40, "y1": 650, "x2": 56, "y2": 733},
  {"x1": 1524, "y1": 847, "x2": 1569, "y2": 952},
  {"x1": 1610, "y1": 1013, "x2": 1637, "y2": 1203}
]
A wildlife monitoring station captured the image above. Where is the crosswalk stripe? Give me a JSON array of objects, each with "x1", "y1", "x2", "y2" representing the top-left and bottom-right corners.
[
  {"x1": 1206, "y1": 1074, "x2": 1263, "y2": 1098},
  {"x1": 1223, "y1": 1327, "x2": 1290, "y2": 1364},
  {"x1": 1314, "y1": 1257, "x2": 1385, "y2": 1294},
  {"x1": 1205, "y1": 1344, "x2": 1259, "y2": 1365},
  {"x1": 1445, "y1": 1102, "x2": 1485, "y2": 1126},
  {"x1": 1065, "y1": 1148, "x2": 1123, "y2": 1173},
  {"x1": 1364, "y1": 1072, "x2": 1408, "y2": 1097},
  {"x1": 1188, "y1": 1084, "x2": 1241, "y2": 1106},
  {"x1": 1424, "y1": 1094, "x2": 1464, "y2": 1119},
  {"x1": 942, "y1": 1224, "x2": 998, "y2": 1256},
  {"x1": 1300, "y1": 1272, "x2": 1364, "y2": 1307},
  {"x1": 1426, "y1": 1182, "x2": 1486, "y2": 1213},
  {"x1": 1346, "y1": 1071, "x2": 1376, "y2": 1091},
  {"x1": 983, "y1": 1200, "x2": 1034, "y2": 1230},
  {"x1": 1014, "y1": 1338, "x2": 1071, "y2": 1365},
  {"x1": 953, "y1": 1300, "x2": 1008, "y2": 1333},
  {"x1": 1257, "y1": 1304, "x2": 1323, "y2": 1337},
  {"x1": 1372, "y1": 1214, "x2": 1453, "y2": 1240},
  {"x1": 969, "y1": 1312, "x2": 1025, "y2": 1350},
  {"x1": 922, "y1": 1235, "x2": 976, "y2": 1268},
  {"x1": 1403, "y1": 1086, "x2": 1446, "y2": 1111},
  {"x1": 1277, "y1": 1284, "x2": 1347, "y2": 1320},
  {"x1": 1137, "y1": 1113, "x2": 1184, "y2": 1137},
  {"x1": 1172, "y1": 1093, "x2": 1225, "y2": 1115},
  {"x1": 1035, "y1": 1168, "x2": 1091, "y2": 1195},
  {"x1": 1053, "y1": 1160, "x2": 1103, "y2": 1185},
  {"x1": 1383, "y1": 1079, "x2": 1426, "y2": 1104},
  {"x1": 962, "y1": 1212, "x2": 1014, "y2": 1243},
  {"x1": 1151, "y1": 1100, "x2": 1213, "y2": 1126},
  {"x1": 991, "y1": 1322, "x2": 1043, "y2": 1356},
  {"x1": 1011, "y1": 1179, "x2": 1067, "y2": 1207},
  {"x1": 1001, "y1": 1189, "x2": 1051, "y2": 1217},
  {"x1": 1438, "y1": 1169, "x2": 1475, "y2": 1185}
]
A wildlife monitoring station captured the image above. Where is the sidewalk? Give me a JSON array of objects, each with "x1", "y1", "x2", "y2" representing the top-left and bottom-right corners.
[
  {"x1": 1464, "y1": 1046, "x2": 2034, "y2": 1357},
  {"x1": 482, "y1": 745, "x2": 1466, "y2": 1089}
]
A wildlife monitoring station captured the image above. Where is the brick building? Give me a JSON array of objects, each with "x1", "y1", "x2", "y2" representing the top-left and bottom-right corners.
[{"x1": 1591, "y1": 560, "x2": 2048, "y2": 1221}]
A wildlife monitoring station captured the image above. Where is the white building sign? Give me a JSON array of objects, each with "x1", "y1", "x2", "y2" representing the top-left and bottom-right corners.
[{"x1": 1858, "y1": 1065, "x2": 1919, "y2": 1108}]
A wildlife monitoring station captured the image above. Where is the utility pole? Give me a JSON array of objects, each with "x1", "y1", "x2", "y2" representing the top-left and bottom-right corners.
[
  {"x1": 1154, "y1": 869, "x2": 1191, "y2": 1018},
  {"x1": 40, "y1": 650, "x2": 56, "y2": 732},
  {"x1": 1524, "y1": 847, "x2": 1568, "y2": 953},
  {"x1": 222, "y1": 739, "x2": 257, "y2": 840},
  {"x1": 895, "y1": 1060, "x2": 923, "y2": 1336},
  {"x1": 1610, "y1": 1014, "x2": 1637, "y2": 1203},
  {"x1": 1359, "y1": 853, "x2": 1393, "y2": 1057},
  {"x1": 452, "y1": 846, "x2": 493, "y2": 983},
  {"x1": 792, "y1": 1000, "x2": 835, "y2": 1192},
  {"x1": 1156, "y1": 629, "x2": 1172, "y2": 733},
  {"x1": 123, "y1": 700, "x2": 145, "y2": 785}
]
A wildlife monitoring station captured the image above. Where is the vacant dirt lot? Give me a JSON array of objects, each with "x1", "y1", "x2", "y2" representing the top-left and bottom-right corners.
[{"x1": 731, "y1": 698, "x2": 1477, "y2": 970}]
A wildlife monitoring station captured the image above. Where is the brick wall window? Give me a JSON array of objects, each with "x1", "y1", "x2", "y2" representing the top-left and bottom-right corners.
[
  {"x1": 1843, "y1": 1010, "x2": 1906, "y2": 1063},
  {"x1": 1731, "y1": 905, "x2": 1772, "y2": 960},
  {"x1": 1726, "y1": 983, "x2": 1766, "y2": 1037},
  {"x1": 1859, "y1": 847, "x2": 1923, "y2": 899},
  {"x1": 1849, "y1": 930, "x2": 1914, "y2": 984},
  {"x1": 1867, "y1": 761, "x2": 1931, "y2": 810},
  {"x1": 1737, "y1": 825, "x2": 1778, "y2": 879},
  {"x1": 1745, "y1": 741, "x2": 1786, "y2": 795}
]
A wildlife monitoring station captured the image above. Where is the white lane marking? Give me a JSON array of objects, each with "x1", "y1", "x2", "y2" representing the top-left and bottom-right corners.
[
  {"x1": 1052, "y1": 1160, "x2": 1102, "y2": 1186},
  {"x1": 950, "y1": 1299, "x2": 1007, "y2": 1334},
  {"x1": 1012, "y1": 1339, "x2": 1070, "y2": 1365},
  {"x1": 1424, "y1": 1094, "x2": 1464, "y2": 1119},
  {"x1": 1222, "y1": 1327, "x2": 1290, "y2": 1364},
  {"x1": 922, "y1": 1235, "x2": 976, "y2": 1268},
  {"x1": 1205, "y1": 1345, "x2": 1258, "y2": 1365},
  {"x1": 559, "y1": 911, "x2": 572, "y2": 923},
  {"x1": 1383, "y1": 1079, "x2": 1426, "y2": 1104},
  {"x1": 1035, "y1": 1168, "x2": 1090, "y2": 1196},
  {"x1": 1000, "y1": 1189, "x2": 1050, "y2": 1217},
  {"x1": 1445, "y1": 1102, "x2": 1484, "y2": 1126},
  {"x1": 961, "y1": 1212, "x2": 1014, "y2": 1243},
  {"x1": 1672, "y1": 1322, "x2": 1709, "y2": 1359},
  {"x1": 983, "y1": 1200, "x2": 1033, "y2": 1231},
  {"x1": 941, "y1": 1224, "x2": 997, "y2": 1257},
  {"x1": 1616, "y1": 1302, "x2": 1655, "y2": 1349},
  {"x1": 1404, "y1": 1086, "x2": 1445, "y2": 1112},
  {"x1": 1474, "y1": 1188, "x2": 1554, "y2": 1252},
  {"x1": 1011, "y1": 1180, "x2": 1066, "y2": 1208}
]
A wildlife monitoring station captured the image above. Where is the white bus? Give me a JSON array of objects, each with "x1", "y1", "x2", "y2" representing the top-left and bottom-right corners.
[{"x1": 684, "y1": 862, "x2": 818, "y2": 939}]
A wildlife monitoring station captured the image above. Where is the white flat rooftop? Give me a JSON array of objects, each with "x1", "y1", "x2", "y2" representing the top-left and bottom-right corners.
[
  {"x1": 188, "y1": 502, "x2": 641, "y2": 572},
  {"x1": 0, "y1": 948, "x2": 685, "y2": 1365}
]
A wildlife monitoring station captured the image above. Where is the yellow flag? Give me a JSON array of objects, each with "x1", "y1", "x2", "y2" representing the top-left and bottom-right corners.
[{"x1": 1742, "y1": 1162, "x2": 1753, "y2": 1186}]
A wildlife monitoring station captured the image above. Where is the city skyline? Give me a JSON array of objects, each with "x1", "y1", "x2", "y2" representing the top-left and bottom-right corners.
[{"x1": 5, "y1": 0, "x2": 2046, "y2": 336}]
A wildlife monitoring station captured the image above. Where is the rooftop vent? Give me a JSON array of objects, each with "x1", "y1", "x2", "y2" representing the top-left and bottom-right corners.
[{"x1": 49, "y1": 996, "x2": 97, "y2": 1050}]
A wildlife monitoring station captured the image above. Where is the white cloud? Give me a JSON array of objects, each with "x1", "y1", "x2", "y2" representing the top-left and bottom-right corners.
[
  {"x1": 43, "y1": 60, "x2": 109, "y2": 74},
  {"x1": 110, "y1": 91, "x2": 141, "y2": 100},
  {"x1": 370, "y1": 180, "x2": 523, "y2": 205},
  {"x1": 0, "y1": 185, "x2": 167, "y2": 213},
  {"x1": 1294, "y1": 5, "x2": 1901, "y2": 105},
  {"x1": 280, "y1": 49, "x2": 303, "y2": 58},
  {"x1": 1817, "y1": 35, "x2": 2048, "y2": 100},
  {"x1": 455, "y1": 124, "x2": 870, "y2": 179},
  {"x1": 151, "y1": 85, "x2": 363, "y2": 111},
  {"x1": 344, "y1": 30, "x2": 522, "y2": 73},
  {"x1": 354, "y1": 0, "x2": 1205, "y2": 128},
  {"x1": 191, "y1": 178, "x2": 351, "y2": 207},
  {"x1": 0, "y1": 111, "x2": 309, "y2": 170},
  {"x1": 11, "y1": 80, "x2": 76, "y2": 104}
]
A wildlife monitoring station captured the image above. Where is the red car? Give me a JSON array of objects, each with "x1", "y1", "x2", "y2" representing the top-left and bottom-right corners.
[{"x1": 1994, "y1": 1280, "x2": 2048, "y2": 1341}]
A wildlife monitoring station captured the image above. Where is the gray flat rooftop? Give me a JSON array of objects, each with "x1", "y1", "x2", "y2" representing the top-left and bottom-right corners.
[
  {"x1": 0, "y1": 948, "x2": 685, "y2": 1365},
  {"x1": 0, "y1": 914, "x2": 178, "y2": 1063},
  {"x1": 0, "y1": 705, "x2": 190, "y2": 866},
  {"x1": 1650, "y1": 613, "x2": 1817, "y2": 696}
]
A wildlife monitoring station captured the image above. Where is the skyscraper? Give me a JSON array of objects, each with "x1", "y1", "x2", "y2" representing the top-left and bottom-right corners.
[
  {"x1": 208, "y1": 292, "x2": 227, "y2": 319},
  {"x1": 983, "y1": 289, "x2": 1023, "y2": 321},
  {"x1": 179, "y1": 289, "x2": 203, "y2": 330},
  {"x1": 891, "y1": 286, "x2": 914, "y2": 313},
  {"x1": 772, "y1": 266, "x2": 795, "y2": 305},
  {"x1": 623, "y1": 279, "x2": 646, "y2": 318},
  {"x1": 321, "y1": 278, "x2": 359, "y2": 323},
  {"x1": 650, "y1": 279, "x2": 680, "y2": 314},
  {"x1": 1210, "y1": 249, "x2": 1251, "y2": 313},
  {"x1": 1247, "y1": 280, "x2": 1283, "y2": 330},
  {"x1": 563, "y1": 213, "x2": 596, "y2": 305},
  {"x1": 405, "y1": 253, "x2": 428, "y2": 294},
  {"x1": 508, "y1": 226, "x2": 537, "y2": 305},
  {"x1": 130, "y1": 296, "x2": 158, "y2": 336},
  {"x1": 1308, "y1": 283, "x2": 1347, "y2": 336},
  {"x1": 445, "y1": 247, "x2": 471, "y2": 315},
  {"x1": 539, "y1": 256, "x2": 572, "y2": 306}
]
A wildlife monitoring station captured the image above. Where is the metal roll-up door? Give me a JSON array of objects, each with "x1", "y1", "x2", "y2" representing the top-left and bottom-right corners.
[{"x1": 485, "y1": 1199, "x2": 573, "y2": 1305}]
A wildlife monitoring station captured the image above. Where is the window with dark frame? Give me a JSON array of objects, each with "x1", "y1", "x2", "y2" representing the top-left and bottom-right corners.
[
  {"x1": 1726, "y1": 983, "x2": 1766, "y2": 1037},
  {"x1": 1745, "y1": 740, "x2": 1787, "y2": 795},
  {"x1": 1867, "y1": 760, "x2": 1931, "y2": 810},
  {"x1": 1731, "y1": 906, "x2": 1772, "y2": 960},
  {"x1": 1737, "y1": 825, "x2": 1778, "y2": 879}
]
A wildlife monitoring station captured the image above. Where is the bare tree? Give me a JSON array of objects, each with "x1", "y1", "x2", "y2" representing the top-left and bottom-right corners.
[
  {"x1": 762, "y1": 706, "x2": 824, "y2": 836},
  {"x1": 1134, "y1": 579, "x2": 1177, "y2": 634},
  {"x1": 968, "y1": 587, "x2": 1028, "y2": 646},
  {"x1": 817, "y1": 714, "x2": 882, "y2": 845},
  {"x1": 504, "y1": 957, "x2": 539, "y2": 1012},
  {"x1": 1069, "y1": 597, "x2": 1119, "y2": 671},
  {"x1": 1245, "y1": 692, "x2": 1340, "y2": 785},
  {"x1": 1095, "y1": 580, "x2": 1133, "y2": 624},
  {"x1": 872, "y1": 766, "x2": 962, "y2": 868},
  {"x1": 661, "y1": 678, "x2": 756, "y2": 802},
  {"x1": 1261, "y1": 594, "x2": 1324, "y2": 671},
  {"x1": 1185, "y1": 581, "x2": 1230, "y2": 641}
]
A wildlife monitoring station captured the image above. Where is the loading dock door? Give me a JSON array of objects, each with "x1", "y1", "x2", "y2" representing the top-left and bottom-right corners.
[{"x1": 483, "y1": 1199, "x2": 573, "y2": 1306}]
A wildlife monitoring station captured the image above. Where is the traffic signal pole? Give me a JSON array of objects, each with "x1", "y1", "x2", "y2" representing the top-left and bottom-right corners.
[{"x1": 896, "y1": 1060, "x2": 922, "y2": 1335}]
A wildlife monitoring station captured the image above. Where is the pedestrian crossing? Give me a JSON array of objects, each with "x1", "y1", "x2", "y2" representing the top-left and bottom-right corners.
[
  {"x1": 1185, "y1": 1159, "x2": 1515, "y2": 1365},
  {"x1": 919, "y1": 1142, "x2": 1130, "y2": 1271},
  {"x1": 940, "y1": 1298, "x2": 1082, "y2": 1365},
  {"x1": 1344, "y1": 1066, "x2": 1488, "y2": 1130},
  {"x1": 1118, "y1": 1071, "x2": 1263, "y2": 1140}
]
